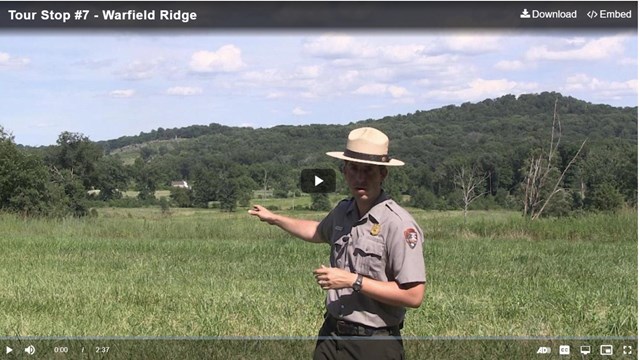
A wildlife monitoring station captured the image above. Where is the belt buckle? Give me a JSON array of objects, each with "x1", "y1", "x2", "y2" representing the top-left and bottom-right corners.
[
  {"x1": 336, "y1": 321, "x2": 354, "y2": 336},
  {"x1": 338, "y1": 321, "x2": 360, "y2": 336},
  {"x1": 336, "y1": 320, "x2": 371, "y2": 336}
]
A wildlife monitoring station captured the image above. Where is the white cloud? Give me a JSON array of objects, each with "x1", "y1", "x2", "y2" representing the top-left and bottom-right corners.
[
  {"x1": 242, "y1": 66, "x2": 321, "y2": 87},
  {"x1": 445, "y1": 35, "x2": 501, "y2": 54},
  {"x1": 426, "y1": 78, "x2": 538, "y2": 101},
  {"x1": 266, "y1": 91, "x2": 285, "y2": 99},
  {"x1": 303, "y1": 34, "x2": 371, "y2": 59},
  {"x1": 117, "y1": 60, "x2": 156, "y2": 80},
  {"x1": 388, "y1": 85, "x2": 410, "y2": 98},
  {"x1": 339, "y1": 70, "x2": 360, "y2": 84},
  {"x1": 353, "y1": 83, "x2": 410, "y2": 99},
  {"x1": 190, "y1": 44, "x2": 245, "y2": 73},
  {"x1": 525, "y1": 36, "x2": 625, "y2": 61},
  {"x1": 166, "y1": 86, "x2": 202, "y2": 96},
  {"x1": 294, "y1": 65, "x2": 321, "y2": 79},
  {"x1": 378, "y1": 44, "x2": 427, "y2": 63},
  {"x1": 243, "y1": 69, "x2": 280, "y2": 83},
  {"x1": 74, "y1": 58, "x2": 114, "y2": 69},
  {"x1": 618, "y1": 57, "x2": 637, "y2": 66},
  {"x1": 0, "y1": 52, "x2": 30, "y2": 67},
  {"x1": 292, "y1": 107, "x2": 309, "y2": 116},
  {"x1": 564, "y1": 37, "x2": 587, "y2": 46},
  {"x1": 494, "y1": 60, "x2": 526, "y2": 71},
  {"x1": 564, "y1": 73, "x2": 637, "y2": 98},
  {"x1": 353, "y1": 83, "x2": 388, "y2": 96},
  {"x1": 109, "y1": 89, "x2": 135, "y2": 98}
]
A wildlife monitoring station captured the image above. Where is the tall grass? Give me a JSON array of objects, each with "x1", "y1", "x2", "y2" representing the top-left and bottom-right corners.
[{"x1": 0, "y1": 208, "x2": 635, "y2": 340}]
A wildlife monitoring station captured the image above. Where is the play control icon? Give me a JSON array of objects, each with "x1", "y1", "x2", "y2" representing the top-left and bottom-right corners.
[
  {"x1": 301, "y1": 169, "x2": 335, "y2": 193},
  {"x1": 5, "y1": 346, "x2": 12, "y2": 354}
]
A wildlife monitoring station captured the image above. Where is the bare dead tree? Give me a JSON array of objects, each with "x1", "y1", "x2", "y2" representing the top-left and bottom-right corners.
[
  {"x1": 454, "y1": 165, "x2": 490, "y2": 224},
  {"x1": 522, "y1": 98, "x2": 587, "y2": 219}
]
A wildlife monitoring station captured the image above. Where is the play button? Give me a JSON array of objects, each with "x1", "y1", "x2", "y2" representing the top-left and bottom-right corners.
[
  {"x1": 301, "y1": 169, "x2": 335, "y2": 193},
  {"x1": 6, "y1": 346, "x2": 12, "y2": 354}
]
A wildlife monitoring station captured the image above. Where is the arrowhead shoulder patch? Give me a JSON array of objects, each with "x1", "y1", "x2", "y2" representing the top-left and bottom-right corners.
[{"x1": 404, "y1": 228, "x2": 418, "y2": 249}]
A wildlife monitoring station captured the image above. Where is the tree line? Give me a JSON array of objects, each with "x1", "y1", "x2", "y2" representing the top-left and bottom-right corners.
[{"x1": 2, "y1": 92, "x2": 636, "y2": 217}]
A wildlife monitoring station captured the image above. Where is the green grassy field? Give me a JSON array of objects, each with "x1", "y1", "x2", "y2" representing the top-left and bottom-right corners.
[{"x1": 0, "y1": 206, "x2": 636, "y2": 357}]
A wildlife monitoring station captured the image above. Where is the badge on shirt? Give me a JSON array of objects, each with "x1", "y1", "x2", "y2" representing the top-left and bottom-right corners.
[
  {"x1": 370, "y1": 224, "x2": 381, "y2": 236},
  {"x1": 404, "y1": 228, "x2": 418, "y2": 249}
]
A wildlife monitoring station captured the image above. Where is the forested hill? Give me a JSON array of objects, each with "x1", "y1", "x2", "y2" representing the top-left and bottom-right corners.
[
  {"x1": 5, "y1": 91, "x2": 636, "y2": 217},
  {"x1": 99, "y1": 91, "x2": 636, "y2": 170}
]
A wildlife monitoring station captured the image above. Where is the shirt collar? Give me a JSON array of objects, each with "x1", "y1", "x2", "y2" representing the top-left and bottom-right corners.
[{"x1": 345, "y1": 189, "x2": 389, "y2": 218}]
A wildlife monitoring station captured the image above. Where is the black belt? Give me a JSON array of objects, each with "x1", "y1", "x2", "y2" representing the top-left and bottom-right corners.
[{"x1": 327, "y1": 316, "x2": 402, "y2": 337}]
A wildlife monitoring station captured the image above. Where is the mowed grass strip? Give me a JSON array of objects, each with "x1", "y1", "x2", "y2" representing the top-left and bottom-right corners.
[{"x1": 0, "y1": 208, "x2": 636, "y2": 337}]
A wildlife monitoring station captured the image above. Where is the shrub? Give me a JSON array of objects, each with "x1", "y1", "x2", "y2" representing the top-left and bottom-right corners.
[{"x1": 585, "y1": 183, "x2": 625, "y2": 212}]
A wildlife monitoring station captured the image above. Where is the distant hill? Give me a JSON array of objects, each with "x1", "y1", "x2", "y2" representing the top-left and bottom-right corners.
[
  {"x1": 9, "y1": 91, "x2": 635, "y2": 217},
  {"x1": 98, "y1": 92, "x2": 637, "y2": 170}
]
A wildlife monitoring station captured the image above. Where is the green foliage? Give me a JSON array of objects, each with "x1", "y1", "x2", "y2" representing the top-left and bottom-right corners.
[
  {"x1": 49, "y1": 131, "x2": 103, "y2": 189},
  {"x1": 133, "y1": 157, "x2": 160, "y2": 199},
  {"x1": 310, "y1": 193, "x2": 332, "y2": 211},
  {"x1": 218, "y1": 177, "x2": 239, "y2": 212},
  {"x1": 95, "y1": 93, "x2": 635, "y2": 218},
  {"x1": 170, "y1": 187, "x2": 193, "y2": 208},
  {"x1": 272, "y1": 189, "x2": 289, "y2": 198},
  {"x1": 159, "y1": 197, "x2": 171, "y2": 215},
  {"x1": 585, "y1": 183, "x2": 625, "y2": 212},
  {"x1": 411, "y1": 187, "x2": 441, "y2": 210},
  {"x1": 47, "y1": 168, "x2": 91, "y2": 217},
  {"x1": 0, "y1": 125, "x2": 14, "y2": 142},
  {"x1": 94, "y1": 157, "x2": 128, "y2": 201},
  {"x1": 579, "y1": 139, "x2": 637, "y2": 205},
  {"x1": 384, "y1": 167, "x2": 410, "y2": 202},
  {"x1": 6, "y1": 93, "x2": 636, "y2": 218},
  {"x1": 0, "y1": 137, "x2": 52, "y2": 216}
]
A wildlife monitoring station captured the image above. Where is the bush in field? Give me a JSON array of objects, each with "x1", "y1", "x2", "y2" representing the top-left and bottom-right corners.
[
  {"x1": 0, "y1": 128, "x2": 54, "y2": 216},
  {"x1": 585, "y1": 183, "x2": 624, "y2": 212},
  {"x1": 494, "y1": 188, "x2": 519, "y2": 210},
  {"x1": 310, "y1": 193, "x2": 331, "y2": 211},
  {"x1": 52, "y1": 169, "x2": 90, "y2": 217},
  {"x1": 159, "y1": 197, "x2": 171, "y2": 215},
  {"x1": 273, "y1": 189, "x2": 289, "y2": 198},
  {"x1": 411, "y1": 187, "x2": 439, "y2": 210},
  {"x1": 468, "y1": 195, "x2": 500, "y2": 211},
  {"x1": 170, "y1": 187, "x2": 193, "y2": 208},
  {"x1": 538, "y1": 188, "x2": 572, "y2": 218}
]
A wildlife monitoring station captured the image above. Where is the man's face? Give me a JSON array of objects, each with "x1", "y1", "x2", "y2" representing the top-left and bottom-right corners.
[{"x1": 343, "y1": 161, "x2": 388, "y2": 201}]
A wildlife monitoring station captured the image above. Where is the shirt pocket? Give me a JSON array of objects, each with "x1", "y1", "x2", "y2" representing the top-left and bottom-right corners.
[{"x1": 352, "y1": 236, "x2": 385, "y2": 278}]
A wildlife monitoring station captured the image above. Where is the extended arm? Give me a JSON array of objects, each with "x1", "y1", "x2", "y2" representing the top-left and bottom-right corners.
[{"x1": 248, "y1": 205, "x2": 324, "y2": 243}]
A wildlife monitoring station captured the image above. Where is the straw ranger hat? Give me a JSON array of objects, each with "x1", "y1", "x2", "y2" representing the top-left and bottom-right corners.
[{"x1": 326, "y1": 127, "x2": 404, "y2": 166}]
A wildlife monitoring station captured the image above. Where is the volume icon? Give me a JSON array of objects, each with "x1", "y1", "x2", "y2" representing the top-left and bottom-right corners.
[{"x1": 24, "y1": 345, "x2": 36, "y2": 355}]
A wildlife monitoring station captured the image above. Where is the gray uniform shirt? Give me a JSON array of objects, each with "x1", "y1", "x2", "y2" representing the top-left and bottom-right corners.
[{"x1": 317, "y1": 191, "x2": 426, "y2": 328}]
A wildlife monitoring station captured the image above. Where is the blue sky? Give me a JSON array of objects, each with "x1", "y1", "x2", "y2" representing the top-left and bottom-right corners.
[{"x1": 0, "y1": 30, "x2": 637, "y2": 146}]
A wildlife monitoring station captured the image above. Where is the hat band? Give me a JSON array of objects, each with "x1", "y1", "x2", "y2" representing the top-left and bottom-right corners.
[{"x1": 343, "y1": 149, "x2": 391, "y2": 163}]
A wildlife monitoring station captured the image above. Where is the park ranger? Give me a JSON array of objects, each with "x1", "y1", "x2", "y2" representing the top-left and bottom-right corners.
[{"x1": 249, "y1": 127, "x2": 426, "y2": 360}]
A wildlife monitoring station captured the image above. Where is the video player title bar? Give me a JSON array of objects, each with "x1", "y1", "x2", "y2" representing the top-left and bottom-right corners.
[{"x1": 0, "y1": 1, "x2": 636, "y2": 29}]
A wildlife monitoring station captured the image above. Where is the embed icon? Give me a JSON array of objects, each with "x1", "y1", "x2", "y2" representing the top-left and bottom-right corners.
[{"x1": 301, "y1": 169, "x2": 335, "y2": 193}]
